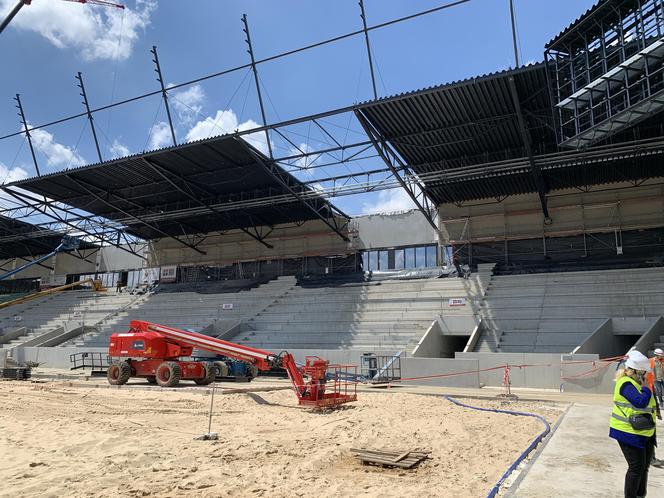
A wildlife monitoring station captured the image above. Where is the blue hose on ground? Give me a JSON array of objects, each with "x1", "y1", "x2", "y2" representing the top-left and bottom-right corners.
[{"x1": 444, "y1": 395, "x2": 551, "y2": 498}]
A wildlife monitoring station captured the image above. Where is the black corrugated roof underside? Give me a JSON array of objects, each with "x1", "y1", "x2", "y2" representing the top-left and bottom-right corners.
[
  {"x1": 360, "y1": 64, "x2": 558, "y2": 204},
  {"x1": 360, "y1": 63, "x2": 664, "y2": 204},
  {"x1": 11, "y1": 136, "x2": 337, "y2": 240}
]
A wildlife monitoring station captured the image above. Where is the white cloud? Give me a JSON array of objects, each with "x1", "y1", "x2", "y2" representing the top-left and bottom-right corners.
[
  {"x1": 185, "y1": 109, "x2": 270, "y2": 155},
  {"x1": 0, "y1": 0, "x2": 157, "y2": 61},
  {"x1": 109, "y1": 139, "x2": 130, "y2": 158},
  {"x1": 147, "y1": 121, "x2": 173, "y2": 150},
  {"x1": 0, "y1": 163, "x2": 30, "y2": 209},
  {"x1": 30, "y1": 127, "x2": 86, "y2": 168},
  {"x1": 169, "y1": 84, "x2": 205, "y2": 125},
  {"x1": 0, "y1": 163, "x2": 29, "y2": 185},
  {"x1": 361, "y1": 188, "x2": 416, "y2": 215}
]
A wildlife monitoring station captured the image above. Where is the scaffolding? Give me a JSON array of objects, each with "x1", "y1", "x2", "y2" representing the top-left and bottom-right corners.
[{"x1": 546, "y1": 0, "x2": 664, "y2": 149}]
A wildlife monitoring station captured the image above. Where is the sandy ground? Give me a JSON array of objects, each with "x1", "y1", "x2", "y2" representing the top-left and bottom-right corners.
[{"x1": 0, "y1": 380, "x2": 563, "y2": 498}]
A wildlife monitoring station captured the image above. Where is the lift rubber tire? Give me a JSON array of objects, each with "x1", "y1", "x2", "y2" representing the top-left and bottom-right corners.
[
  {"x1": 146, "y1": 376, "x2": 157, "y2": 385},
  {"x1": 212, "y1": 360, "x2": 229, "y2": 378},
  {"x1": 107, "y1": 361, "x2": 131, "y2": 386},
  {"x1": 247, "y1": 364, "x2": 259, "y2": 381},
  {"x1": 194, "y1": 363, "x2": 216, "y2": 385},
  {"x1": 155, "y1": 361, "x2": 181, "y2": 387}
]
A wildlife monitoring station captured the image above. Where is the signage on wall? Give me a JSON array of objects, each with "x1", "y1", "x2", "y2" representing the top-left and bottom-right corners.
[
  {"x1": 222, "y1": 303, "x2": 234, "y2": 310},
  {"x1": 160, "y1": 265, "x2": 177, "y2": 283},
  {"x1": 448, "y1": 298, "x2": 466, "y2": 307}
]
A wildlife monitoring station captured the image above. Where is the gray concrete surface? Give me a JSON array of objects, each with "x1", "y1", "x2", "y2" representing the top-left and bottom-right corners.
[{"x1": 514, "y1": 402, "x2": 664, "y2": 497}]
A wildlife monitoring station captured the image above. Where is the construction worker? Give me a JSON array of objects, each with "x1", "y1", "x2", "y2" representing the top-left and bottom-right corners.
[
  {"x1": 646, "y1": 349, "x2": 664, "y2": 469},
  {"x1": 610, "y1": 350, "x2": 657, "y2": 498},
  {"x1": 653, "y1": 349, "x2": 664, "y2": 405}
]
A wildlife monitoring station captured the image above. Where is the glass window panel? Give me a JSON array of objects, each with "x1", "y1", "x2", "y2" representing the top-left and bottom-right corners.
[
  {"x1": 426, "y1": 245, "x2": 438, "y2": 267},
  {"x1": 362, "y1": 252, "x2": 369, "y2": 272},
  {"x1": 405, "y1": 248, "x2": 415, "y2": 268},
  {"x1": 379, "y1": 250, "x2": 389, "y2": 270},
  {"x1": 415, "y1": 247, "x2": 426, "y2": 268},
  {"x1": 395, "y1": 249, "x2": 405, "y2": 270},
  {"x1": 369, "y1": 251, "x2": 378, "y2": 271}
]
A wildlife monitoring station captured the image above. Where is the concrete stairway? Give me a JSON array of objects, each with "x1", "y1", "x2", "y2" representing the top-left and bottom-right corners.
[
  {"x1": 73, "y1": 277, "x2": 297, "y2": 348},
  {"x1": 475, "y1": 267, "x2": 664, "y2": 353},
  {"x1": 0, "y1": 290, "x2": 134, "y2": 349},
  {"x1": 232, "y1": 276, "x2": 484, "y2": 352}
]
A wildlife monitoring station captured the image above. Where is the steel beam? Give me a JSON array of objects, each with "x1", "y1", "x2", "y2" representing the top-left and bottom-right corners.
[
  {"x1": 358, "y1": 0, "x2": 378, "y2": 99},
  {"x1": 507, "y1": 75, "x2": 552, "y2": 222},
  {"x1": 237, "y1": 138, "x2": 350, "y2": 242},
  {"x1": 140, "y1": 157, "x2": 274, "y2": 249},
  {"x1": 355, "y1": 109, "x2": 438, "y2": 231},
  {"x1": 0, "y1": 187, "x2": 148, "y2": 260},
  {"x1": 151, "y1": 45, "x2": 177, "y2": 147},
  {"x1": 242, "y1": 14, "x2": 273, "y2": 159},
  {"x1": 76, "y1": 72, "x2": 103, "y2": 163},
  {"x1": 14, "y1": 93, "x2": 40, "y2": 176},
  {"x1": 64, "y1": 175, "x2": 207, "y2": 255}
]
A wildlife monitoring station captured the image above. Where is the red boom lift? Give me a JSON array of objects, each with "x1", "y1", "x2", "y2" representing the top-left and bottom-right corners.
[{"x1": 107, "y1": 320, "x2": 357, "y2": 408}]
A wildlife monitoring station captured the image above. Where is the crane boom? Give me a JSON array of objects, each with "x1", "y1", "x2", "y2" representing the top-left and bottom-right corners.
[
  {"x1": 133, "y1": 321, "x2": 276, "y2": 371},
  {"x1": 61, "y1": 0, "x2": 125, "y2": 9},
  {"x1": 2, "y1": 0, "x2": 125, "y2": 36}
]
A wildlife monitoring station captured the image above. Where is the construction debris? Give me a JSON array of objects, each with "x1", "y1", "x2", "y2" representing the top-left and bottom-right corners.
[{"x1": 350, "y1": 447, "x2": 430, "y2": 469}]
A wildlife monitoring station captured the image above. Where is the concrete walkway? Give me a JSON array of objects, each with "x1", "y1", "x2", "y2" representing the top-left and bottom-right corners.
[{"x1": 513, "y1": 402, "x2": 664, "y2": 497}]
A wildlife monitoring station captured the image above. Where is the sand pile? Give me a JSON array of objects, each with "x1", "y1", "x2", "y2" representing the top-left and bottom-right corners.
[{"x1": 0, "y1": 381, "x2": 562, "y2": 497}]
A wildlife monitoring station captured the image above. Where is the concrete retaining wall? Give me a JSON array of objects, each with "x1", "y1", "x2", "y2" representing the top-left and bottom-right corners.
[
  {"x1": 11, "y1": 346, "x2": 619, "y2": 393},
  {"x1": 632, "y1": 317, "x2": 664, "y2": 354},
  {"x1": 456, "y1": 351, "x2": 617, "y2": 393},
  {"x1": 411, "y1": 320, "x2": 443, "y2": 358},
  {"x1": 401, "y1": 357, "x2": 479, "y2": 388}
]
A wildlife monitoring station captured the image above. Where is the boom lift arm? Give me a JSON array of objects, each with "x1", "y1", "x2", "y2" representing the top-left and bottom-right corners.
[
  {"x1": 109, "y1": 320, "x2": 357, "y2": 408},
  {"x1": 0, "y1": 236, "x2": 80, "y2": 281}
]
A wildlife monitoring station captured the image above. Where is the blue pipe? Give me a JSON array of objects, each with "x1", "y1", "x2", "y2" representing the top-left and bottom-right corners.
[{"x1": 444, "y1": 395, "x2": 551, "y2": 498}]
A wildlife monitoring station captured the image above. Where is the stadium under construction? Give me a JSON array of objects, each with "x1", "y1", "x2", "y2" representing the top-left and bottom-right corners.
[{"x1": 2, "y1": 1, "x2": 664, "y2": 496}]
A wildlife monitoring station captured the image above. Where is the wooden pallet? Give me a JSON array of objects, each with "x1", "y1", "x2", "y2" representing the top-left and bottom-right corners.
[{"x1": 350, "y1": 447, "x2": 429, "y2": 469}]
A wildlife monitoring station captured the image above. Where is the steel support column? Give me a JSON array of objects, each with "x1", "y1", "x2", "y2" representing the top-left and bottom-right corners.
[
  {"x1": 507, "y1": 76, "x2": 552, "y2": 222},
  {"x1": 354, "y1": 109, "x2": 438, "y2": 232},
  {"x1": 14, "y1": 93, "x2": 40, "y2": 176},
  {"x1": 151, "y1": 45, "x2": 177, "y2": 147},
  {"x1": 358, "y1": 0, "x2": 378, "y2": 99},
  {"x1": 242, "y1": 14, "x2": 273, "y2": 159},
  {"x1": 76, "y1": 72, "x2": 103, "y2": 163}
]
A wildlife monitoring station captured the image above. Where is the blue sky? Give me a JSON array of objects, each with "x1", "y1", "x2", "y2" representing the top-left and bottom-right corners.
[{"x1": 0, "y1": 0, "x2": 597, "y2": 217}]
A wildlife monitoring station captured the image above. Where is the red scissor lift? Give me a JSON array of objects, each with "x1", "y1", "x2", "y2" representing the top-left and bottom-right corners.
[{"x1": 107, "y1": 320, "x2": 357, "y2": 409}]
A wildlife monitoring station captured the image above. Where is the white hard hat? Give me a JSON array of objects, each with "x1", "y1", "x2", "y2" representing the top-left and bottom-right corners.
[
  {"x1": 655, "y1": 348, "x2": 664, "y2": 357},
  {"x1": 625, "y1": 350, "x2": 651, "y2": 372}
]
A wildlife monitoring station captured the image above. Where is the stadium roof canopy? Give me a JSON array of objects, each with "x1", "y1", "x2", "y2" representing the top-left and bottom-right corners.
[
  {"x1": 358, "y1": 63, "x2": 664, "y2": 206},
  {"x1": 0, "y1": 215, "x2": 96, "y2": 259},
  {"x1": 11, "y1": 135, "x2": 349, "y2": 252}
]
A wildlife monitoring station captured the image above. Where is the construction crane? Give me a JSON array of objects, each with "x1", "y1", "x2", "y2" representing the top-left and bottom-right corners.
[
  {"x1": 0, "y1": 236, "x2": 80, "y2": 281},
  {"x1": 1, "y1": 0, "x2": 124, "y2": 36},
  {"x1": 107, "y1": 320, "x2": 358, "y2": 408}
]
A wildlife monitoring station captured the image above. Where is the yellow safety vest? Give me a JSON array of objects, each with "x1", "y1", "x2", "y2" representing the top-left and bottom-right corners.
[{"x1": 610, "y1": 375, "x2": 656, "y2": 438}]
